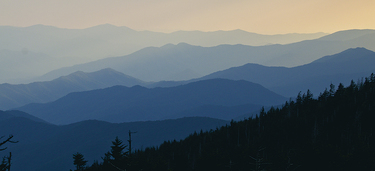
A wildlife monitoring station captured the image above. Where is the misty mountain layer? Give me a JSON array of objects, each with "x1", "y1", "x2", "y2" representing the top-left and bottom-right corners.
[
  {"x1": 200, "y1": 47, "x2": 375, "y2": 97},
  {"x1": 0, "y1": 24, "x2": 327, "y2": 60},
  {"x1": 38, "y1": 29, "x2": 375, "y2": 82},
  {"x1": 0, "y1": 24, "x2": 327, "y2": 83},
  {"x1": 3, "y1": 47, "x2": 374, "y2": 111},
  {"x1": 0, "y1": 68, "x2": 143, "y2": 110},
  {"x1": 16, "y1": 79, "x2": 287, "y2": 125}
]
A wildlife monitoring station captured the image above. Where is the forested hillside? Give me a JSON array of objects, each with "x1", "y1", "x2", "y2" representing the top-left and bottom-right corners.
[
  {"x1": 80, "y1": 74, "x2": 375, "y2": 171},
  {"x1": 0, "y1": 117, "x2": 229, "y2": 171}
]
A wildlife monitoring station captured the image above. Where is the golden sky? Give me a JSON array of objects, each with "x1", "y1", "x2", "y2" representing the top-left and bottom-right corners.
[{"x1": 1, "y1": 0, "x2": 374, "y2": 34}]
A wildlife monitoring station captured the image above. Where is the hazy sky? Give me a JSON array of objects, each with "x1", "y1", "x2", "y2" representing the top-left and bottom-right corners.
[{"x1": 1, "y1": 0, "x2": 374, "y2": 34}]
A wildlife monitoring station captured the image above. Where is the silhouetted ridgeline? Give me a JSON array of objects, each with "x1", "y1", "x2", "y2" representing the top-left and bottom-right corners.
[
  {"x1": 0, "y1": 117, "x2": 228, "y2": 171},
  {"x1": 82, "y1": 74, "x2": 375, "y2": 171}
]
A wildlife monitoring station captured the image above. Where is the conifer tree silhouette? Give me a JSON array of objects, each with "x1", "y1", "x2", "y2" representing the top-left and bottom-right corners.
[{"x1": 73, "y1": 152, "x2": 87, "y2": 171}]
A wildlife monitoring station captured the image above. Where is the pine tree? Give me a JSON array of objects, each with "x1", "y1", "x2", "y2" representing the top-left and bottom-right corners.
[
  {"x1": 73, "y1": 152, "x2": 87, "y2": 171},
  {"x1": 106, "y1": 136, "x2": 129, "y2": 170},
  {"x1": 110, "y1": 137, "x2": 128, "y2": 162}
]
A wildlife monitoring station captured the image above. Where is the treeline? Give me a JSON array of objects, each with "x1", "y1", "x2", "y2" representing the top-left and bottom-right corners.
[{"x1": 76, "y1": 74, "x2": 375, "y2": 171}]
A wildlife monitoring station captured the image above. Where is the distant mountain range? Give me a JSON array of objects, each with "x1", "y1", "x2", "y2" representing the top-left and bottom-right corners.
[
  {"x1": 3, "y1": 47, "x2": 374, "y2": 111},
  {"x1": 0, "y1": 111, "x2": 229, "y2": 171},
  {"x1": 148, "y1": 47, "x2": 375, "y2": 98},
  {"x1": 16, "y1": 79, "x2": 287, "y2": 125},
  {"x1": 0, "y1": 68, "x2": 143, "y2": 110},
  {"x1": 38, "y1": 29, "x2": 375, "y2": 82},
  {"x1": 0, "y1": 24, "x2": 326, "y2": 84},
  {"x1": 0, "y1": 24, "x2": 326, "y2": 60},
  {"x1": 199, "y1": 47, "x2": 375, "y2": 97}
]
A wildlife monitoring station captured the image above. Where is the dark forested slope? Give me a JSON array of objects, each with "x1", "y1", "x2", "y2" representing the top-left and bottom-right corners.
[
  {"x1": 0, "y1": 116, "x2": 228, "y2": 171},
  {"x1": 83, "y1": 74, "x2": 375, "y2": 171}
]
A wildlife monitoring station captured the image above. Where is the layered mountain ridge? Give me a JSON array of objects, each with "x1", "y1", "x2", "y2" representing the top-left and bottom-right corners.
[
  {"x1": 0, "y1": 24, "x2": 327, "y2": 83},
  {"x1": 149, "y1": 47, "x2": 375, "y2": 97},
  {"x1": 0, "y1": 68, "x2": 143, "y2": 110},
  {"x1": 16, "y1": 79, "x2": 287, "y2": 125},
  {"x1": 37, "y1": 29, "x2": 375, "y2": 82}
]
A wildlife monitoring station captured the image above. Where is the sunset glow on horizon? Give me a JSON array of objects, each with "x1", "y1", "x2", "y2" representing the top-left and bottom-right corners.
[{"x1": 1, "y1": 0, "x2": 375, "y2": 34}]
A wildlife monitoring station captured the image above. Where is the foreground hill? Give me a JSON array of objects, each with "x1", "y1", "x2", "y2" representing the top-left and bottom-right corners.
[
  {"x1": 16, "y1": 79, "x2": 287, "y2": 125},
  {"x1": 0, "y1": 68, "x2": 143, "y2": 110},
  {"x1": 0, "y1": 115, "x2": 228, "y2": 171},
  {"x1": 83, "y1": 74, "x2": 375, "y2": 171},
  {"x1": 39, "y1": 29, "x2": 375, "y2": 82},
  {"x1": 200, "y1": 47, "x2": 375, "y2": 97}
]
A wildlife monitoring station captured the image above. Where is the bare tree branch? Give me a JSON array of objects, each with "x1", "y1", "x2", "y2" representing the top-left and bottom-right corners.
[{"x1": 0, "y1": 135, "x2": 18, "y2": 151}]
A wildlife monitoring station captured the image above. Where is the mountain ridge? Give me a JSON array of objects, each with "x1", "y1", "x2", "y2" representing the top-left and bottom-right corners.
[
  {"x1": 0, "y1": 24, "x2": 328, "y2": 83},
  {"x1": 0, "y1": 115, "x2": 229, "y2": 171},
  {"x1": 0, "y1": 68, "x2": 143, "y2": 110},
  {"x1": 6, "y1": 47, "x2": 372, "y2": 112},
  {"x1": 0, "y1": 110, "x2": 48, "y2": 123},
  {"x1": 37, "y1": 29, "x2": 375, "y2": 82},
  {"x1": 16, "y1": 79, "x2": 287, "y2": 125},
  {"x1": 318, "y1": 29, "x2": 375, "y2": 41},
  {"x1": 199, "y1": 47, "x2": 375, "y2": 97}
]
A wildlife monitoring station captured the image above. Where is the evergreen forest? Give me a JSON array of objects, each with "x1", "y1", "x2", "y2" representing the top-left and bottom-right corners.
[{"x1": 75, "y1": 74, "x2": 375, "y2": 171}]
